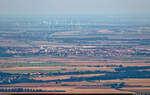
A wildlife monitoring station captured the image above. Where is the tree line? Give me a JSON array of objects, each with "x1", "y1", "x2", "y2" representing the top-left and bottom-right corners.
[{"x1": 0, "y1": 88, "x2": 65, "y2": 92}]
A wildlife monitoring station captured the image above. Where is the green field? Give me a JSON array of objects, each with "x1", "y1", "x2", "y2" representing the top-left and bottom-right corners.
[{"x1": 0, "y1": 62, "x2": 67, "y2": 68}]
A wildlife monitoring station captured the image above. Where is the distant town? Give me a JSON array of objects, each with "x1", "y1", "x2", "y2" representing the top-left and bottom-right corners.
[{"x1": 3, "y1": 45, "x2": 150, "y2": 57}]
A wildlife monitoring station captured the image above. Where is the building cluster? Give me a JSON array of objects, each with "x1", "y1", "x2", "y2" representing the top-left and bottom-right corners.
[{"x1": 5, "y1": 46, "x2": 150, "y2": 57}]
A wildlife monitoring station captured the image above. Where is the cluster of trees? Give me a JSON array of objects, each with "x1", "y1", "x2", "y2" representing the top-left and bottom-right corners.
[
  {"x1": 104, "y1": 82, "x2": 125, "y2": 89},
  {"x1": 0, "y1": 72, "x2": 42, "y2": 84},
  {"x1": 45, "y1": 66, "x2": 150, "y2": 83},
  {"x1": 115, "y1": 66, "x2": 150, "y2": 72},
  {"x1": 0, "y1": 47, "x2": 13, "y2": 57},
  {"x1": 87, "y1": 64, "x2": 123, "y2": 67},
  {"x1": 133, "y1": 53, "x2": 150, "y2": 56},
  {"x1": 45, "y1": 70, "x2": 109, "y2": 76},
  {"x1": 0, "y1": 88, "x2": 65, "y2": 92}
]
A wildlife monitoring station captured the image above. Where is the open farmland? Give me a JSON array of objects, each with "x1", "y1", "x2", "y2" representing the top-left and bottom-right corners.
[
  {"x1": 0, "y1": 15, "x2": 150, "y2": 94},
  {"x1": 0, "y1": 86, "x2": 134, "y2": 94},
  {"x1": 32, "y1": 74, "x2": 105, "y2": 81}
]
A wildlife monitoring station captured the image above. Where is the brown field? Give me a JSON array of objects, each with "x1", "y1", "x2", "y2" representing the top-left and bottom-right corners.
[
  {"x1": 121, "y1": 87, "x2": 150, "y2": 91},
  {"x1": 100, "y1": 78, "x2": 150, "y2": 86},
  {"x1": 0, "y1": 57, "x2": 150, "y2": 67},
  {"x1": 122, "y1": 79, "x2": 150, "y2": 86},
  {"x1": 67, "y1": 88, "x2": 134, "y2": 94},
  {"x1": 0, "y1": 66, "x2": 115, "y2": 72},
  {"x1": 33, "y1": 75, "x2": 71, "y2": 80},
  {"x1": 0, "y1": 86, "x2": 134, "y2": 94},
  {"x1": 61, "y1": 81, "x2": 103, "y2": 86},
  {"x1": 32, "y1": 74, "x2": 105, "y2": 81},
  {"x1": 0, "y1": 82, "x2": 57, "y2": 87},
  {"x1": 0, "y1": 92, "x2": 65, "y2": 94},
  {"x1": 123, "y1": 63, "x2": 150, "y2": 67},
  {"x1": 0, "y1": 66, "x2": 60, "y2": 71},
  {"x1": 0, "y1": 57, "x2": 122, "y2": 65},
  {"x1": 2, "y1": 78, "x2": 149, "y2": 90},
  {"x1": 0, "y1": 56, "x2": 122, "y2": 64},
  {"x1": 0, "y1": 81, "x2": 103, "y2": 87},
  {"x1": 72, "y1": 73, "x2": 105, "y2": 77},
  {"x1": 142, "y1": 69, "x2": 150, "y2": 71}
]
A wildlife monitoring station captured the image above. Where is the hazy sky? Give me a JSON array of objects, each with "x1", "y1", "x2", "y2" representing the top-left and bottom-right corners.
[{"x1": 0, "y1": 0, "x2": 150, "y2": 15}]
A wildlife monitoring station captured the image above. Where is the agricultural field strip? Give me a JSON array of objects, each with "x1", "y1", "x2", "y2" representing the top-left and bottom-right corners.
[{"x1": 31, "y1": 74, "x2": 105, "y2": 80}]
